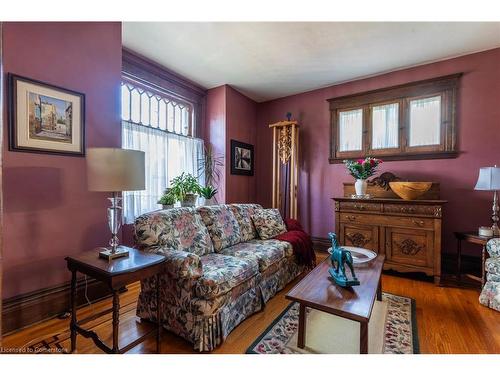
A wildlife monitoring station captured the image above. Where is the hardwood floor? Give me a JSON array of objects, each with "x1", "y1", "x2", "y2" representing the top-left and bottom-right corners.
[{"x1": 3, "y1": 252, "x2": 499, "y2": 354}]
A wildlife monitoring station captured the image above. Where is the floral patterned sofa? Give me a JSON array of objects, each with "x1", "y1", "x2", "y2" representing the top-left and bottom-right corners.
[
  {"x1": 479, "y1": 238, "x2": 500, "y2": 312},
  {"x1": 133, "y1": 204, "x2": 305, "y2": 351}
]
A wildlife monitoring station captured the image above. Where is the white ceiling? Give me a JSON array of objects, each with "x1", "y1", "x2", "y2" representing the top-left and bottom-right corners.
[{"x1": 122, "y1": 22, "x2": 500, "y2": 102}]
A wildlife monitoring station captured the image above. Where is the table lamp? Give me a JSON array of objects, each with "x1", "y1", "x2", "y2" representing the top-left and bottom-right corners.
[
  {"x1": 87, "y1": 148, "x2": 145, "y2": 259},
  {"x1": 474, "y1": 165, "x2": 500, "y2": 236}
]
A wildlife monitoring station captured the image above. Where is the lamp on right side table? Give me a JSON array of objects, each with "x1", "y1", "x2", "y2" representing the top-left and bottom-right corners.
[{"x1": 474, "y1": 165, "x2": 500, "y2": 236}]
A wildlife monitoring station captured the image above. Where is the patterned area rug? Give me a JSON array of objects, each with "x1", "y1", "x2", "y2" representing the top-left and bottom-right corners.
[{"x1": 246, "y1": 292, "x2": 419, "y2": 354}]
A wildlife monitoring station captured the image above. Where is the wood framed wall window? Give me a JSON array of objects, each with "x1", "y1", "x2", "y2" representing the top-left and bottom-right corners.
[{"x1": 328, "y1": 73, "x2": 461, "y2": 163}]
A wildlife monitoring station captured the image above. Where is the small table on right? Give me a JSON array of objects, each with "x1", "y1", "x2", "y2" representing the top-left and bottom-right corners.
[
  {"x1": 286, "y1": 255, "x2": 384, "y2": 354},
  {"x1": 454, "y1": 231, "x2": 497, "y2": 287}
]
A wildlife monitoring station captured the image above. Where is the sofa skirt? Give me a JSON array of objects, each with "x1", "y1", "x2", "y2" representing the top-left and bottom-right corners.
[{"x1": 136, "y1": 257, "x2": 305, "y2": 351}]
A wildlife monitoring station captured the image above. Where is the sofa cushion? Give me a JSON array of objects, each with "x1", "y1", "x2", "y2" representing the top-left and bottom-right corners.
[
  {"x1": 221, "y1": 239, "x2": 287, "y2": 272},
  {"x1": 135, "y1": 208, "x2": 214, "y2": 256},
  {"x1": 253, "y1": 238, "x2": 294, "y2": 258},
  {"x1": 251, "y1": 208, "x2": 287, "y2": 240},
  {"x1": 197, "y1": 205, "x2": 242, "y2": 252},
  {"x1": 230, "y1": 204, "x2": 262, "y2": 242},
  {"x1": 194, "y1": 253, "x2": 259, "y2": 299}
]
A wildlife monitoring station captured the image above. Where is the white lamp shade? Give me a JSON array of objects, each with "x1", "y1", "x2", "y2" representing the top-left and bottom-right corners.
[
  {"x1": 474, "y1": 166, "x2": 500, "y2": 191},
  {"x1": 87, "y1": 148, "x2": 145, "y2": 192}
]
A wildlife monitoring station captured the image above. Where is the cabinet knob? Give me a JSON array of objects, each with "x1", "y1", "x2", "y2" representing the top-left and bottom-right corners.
[
  {"x1": 347, "y1": 215, "x2": 356, "y2": 221},
  {"x1": 412, "y1": 220, "x2": 425, "y2": 226}
]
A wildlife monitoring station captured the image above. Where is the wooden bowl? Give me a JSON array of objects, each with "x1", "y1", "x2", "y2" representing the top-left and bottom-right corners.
[{"x1": 389, "y1": 182, "x2": 432, "y2": 200}]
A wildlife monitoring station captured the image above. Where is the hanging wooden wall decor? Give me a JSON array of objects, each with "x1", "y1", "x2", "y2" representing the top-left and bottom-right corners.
[{"x1": 269, "y1": 119, "x2": 300, "y2": 220}]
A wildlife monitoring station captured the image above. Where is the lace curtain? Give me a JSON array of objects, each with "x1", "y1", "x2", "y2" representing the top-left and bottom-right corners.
[
  {"x1": 409, "y1": 96, "x2": 441, "y2": 147},
  {"x1": 372, "y1": 103, "x2": 399, "y2": 149},
  {"x1": 122, "y1": 120, "x2": 205, "y2": 224},
  {"x1": 339, "y1": 109, "x2": 363, "y2": 151}
]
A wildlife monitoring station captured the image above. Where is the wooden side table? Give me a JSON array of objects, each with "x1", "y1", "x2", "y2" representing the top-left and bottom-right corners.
[
  {"x1": 66, "y1": 246, "x2": 165, "y2": 354},
  {"x1": 454, "y1": 231, "x2": 497, "y2": 288}
]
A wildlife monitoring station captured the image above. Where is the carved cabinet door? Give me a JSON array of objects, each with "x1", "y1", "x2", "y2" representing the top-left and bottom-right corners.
[
  {"x1": 339, "y1": 223, "x2": 379, "y2": 252},
  {"x1": 385, "y1": 227, "x2": 433, "y2": 267}
]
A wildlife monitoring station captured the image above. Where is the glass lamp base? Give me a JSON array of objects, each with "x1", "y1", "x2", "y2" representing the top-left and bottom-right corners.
[{"x1": 99, "y1": 246, "x2": 129, "y2": 260}]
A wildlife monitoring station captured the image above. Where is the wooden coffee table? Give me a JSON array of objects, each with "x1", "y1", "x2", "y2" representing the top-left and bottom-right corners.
[{"x1": 286, "y1": 255, "x2": 385, "y2": 354}]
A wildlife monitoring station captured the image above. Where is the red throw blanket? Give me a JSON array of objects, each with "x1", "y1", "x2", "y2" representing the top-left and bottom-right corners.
[{"x1": 275, "y1": 218, "x2": 316, "y2": 268}]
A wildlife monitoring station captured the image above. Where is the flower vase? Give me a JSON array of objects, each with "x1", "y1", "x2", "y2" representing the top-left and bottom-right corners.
[{"x1": 355, "y1": 179, "x2": 368, "y2": 197}]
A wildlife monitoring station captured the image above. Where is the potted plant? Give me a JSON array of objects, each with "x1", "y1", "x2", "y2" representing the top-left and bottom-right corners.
[
  {"x1": 343, "y1": 157, "x2": 383, "y2": 197},
  {"x1": 169, "y1": 172, "x2": 201, "y2": 207},
  {"x1": 157, "y1": 188, "x2": 176, "y2": 209},
  {"x1": 198, "y1": 144, "x2": 223, "y2": 204},
  {"x1": 199, "y1": 185, "x2": 218, "y2": 206}
]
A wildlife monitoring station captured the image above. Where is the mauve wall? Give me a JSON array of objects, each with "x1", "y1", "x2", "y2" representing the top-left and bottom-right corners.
[
  {"x1": 205, "y1": 85, "x2": 227, "y2": 203},
  {"x1": 2, "y1": 22, "x2": 122, "y2": 299},
  {"x1": 255, "y1": 48, "x2": 500, "y2": 254},
  {"x1": 204, "y1": 85, "x2": 257, "y2": 204},
  {"x1": 225, "y1": 86, "x2": 257, "y2": 204}
]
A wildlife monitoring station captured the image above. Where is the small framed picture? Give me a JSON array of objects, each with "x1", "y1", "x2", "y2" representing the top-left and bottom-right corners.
[
  {"x1": 8, "y1": 73, "x2": 85, "y2": 156},
  {"x1": 231, "y1": 139, "x2": 254, "y2": 176}
]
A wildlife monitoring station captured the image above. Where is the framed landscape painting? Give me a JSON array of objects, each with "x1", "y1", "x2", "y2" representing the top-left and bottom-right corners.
[
  {"x1": 231, "y1": 139, "x2": 254, "y2": 176},
  {"x1": 8, "y1": 74, "x2": 85, "y2": 156}
]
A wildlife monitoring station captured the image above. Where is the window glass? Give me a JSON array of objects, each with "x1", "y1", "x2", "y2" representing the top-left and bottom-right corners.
[
  {"x1": 120, "y1": 82, "x2": 202, "y2": 224},
  {"x1": 372, "y1": 103, "x2": 399, "y2": 149},
  {"x1": 339, "y1": 109, "x2": 363, "y2": 151},
  {"x1": 409, "y1": 96, "x2": 441, "y2": 147}
]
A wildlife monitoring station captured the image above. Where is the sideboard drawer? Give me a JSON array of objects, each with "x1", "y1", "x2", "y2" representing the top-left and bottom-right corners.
[
  {"x1": 339, "y1": 223, "x2": 379, "y2": 252},
  {"x1": 339, "y1": 213, "x2": 434, "y2": 230},
  {"x1": 339, "y1": 201, "x2": 382, "y2": 213},
  {"x1": 383, "y1": 203, "x2": 442, "y2": 218}
]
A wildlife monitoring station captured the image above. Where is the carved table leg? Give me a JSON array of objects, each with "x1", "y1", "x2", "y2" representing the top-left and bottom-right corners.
[
  {"x1": 70, "y1": 270, "x2": 77, "y2": 353},
  {"x1": 377, "y1": 278, "x2": 382, "y2": 301},
  {"x1": 112, "y1": 290, "x2": 120, "y2": 353},
  {"x1": 457, "y1": 239, "x2": 462, "y2": 283},
  {"x1": 360, "y1": 321, "x2": 368, "y2": 354},
  {"x1": 297, "y1": 304, "x2": 306, "y2": 349},
  {"x1": 156, "y1": 274, "x2": 161, "y2": 353}
]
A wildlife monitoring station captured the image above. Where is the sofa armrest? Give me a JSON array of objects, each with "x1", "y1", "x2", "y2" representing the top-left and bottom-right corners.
[
  {"x1": 142, "y1": 246, "x2": 203, "y2": 280},
  {"x1": 163, "y1": 249, "x2": 203, "y2": 280},
  {"x1": 487, "y1": 239, "x2": 500, "y2": 258}
]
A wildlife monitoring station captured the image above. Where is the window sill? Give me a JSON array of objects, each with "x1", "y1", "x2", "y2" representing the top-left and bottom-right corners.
[{"x1": 329, "y1": 150, "x2": 460, "y2": 164}]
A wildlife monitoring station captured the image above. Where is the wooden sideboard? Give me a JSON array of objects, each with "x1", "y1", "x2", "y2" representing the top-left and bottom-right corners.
[{"x1": 333, "y1": 197, "x2": 447, "y2": 284}]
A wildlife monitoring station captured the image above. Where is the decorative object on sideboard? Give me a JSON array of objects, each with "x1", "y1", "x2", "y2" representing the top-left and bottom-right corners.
[
  {"x1": 369, "y1": 172, "x2": 401, "y2": 190},
  {"x1": 474, "y1": 166, "x2": 500, "y2": 236},
  {"x1": 199, "y1": 185, "x2": 218, "y2": 206},
  {"x1": 87, "y1": 148, "x2": 145, "y2": 260},
  {"x1": 389, "y1": 181, "x2": 432, "y2": 201},
  {"x1": 328, "y1": 233, "x2": 360, "y2": 287},
  {"x1": 343, "y1": 157, "x2": 383, "y2": 198},
  {"x1": 8, "y1": 73, "x2": 85, "y2": 156},
  {"x1": 230, "y1": 139, "x2": 254, "y2": 176},
  {"x1": 343, "y1": 172, "x2": 440, "y2": 200},
  {"x1": 157, "y1": 188, "x2": 176, "y2": 209},
  {"x1": 269, "y1": 118, "x2": 300, "y2": 220}
]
